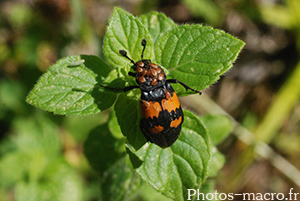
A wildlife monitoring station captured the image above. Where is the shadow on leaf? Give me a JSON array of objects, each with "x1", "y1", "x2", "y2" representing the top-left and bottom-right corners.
[{"x1": 84, "y1": 123, "x2": 126, "y2": 174}]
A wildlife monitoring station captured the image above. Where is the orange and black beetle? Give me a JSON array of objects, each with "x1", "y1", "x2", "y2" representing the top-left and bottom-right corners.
[{"x1": 101, "y1": 39, "x2": 201, "y2": 148}]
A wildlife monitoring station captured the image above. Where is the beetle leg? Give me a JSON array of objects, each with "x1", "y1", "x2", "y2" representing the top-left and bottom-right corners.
[
  {"x1": 100, "y1": 84, "x2": 139, "y2": 92},
  {"x1": 100, "y1": 72, "x2": 138, "y2": 92},
  {"x1": 128, "y1": 72, "x2": 137, "y2": 77},
  {"x1": 166, "y1": 79, "x2": 202, "y2": 95}
]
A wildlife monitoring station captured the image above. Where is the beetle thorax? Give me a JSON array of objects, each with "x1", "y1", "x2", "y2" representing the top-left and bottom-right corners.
[{"x1": 134, "y1": 60, "x2": 166, "y2": 90}]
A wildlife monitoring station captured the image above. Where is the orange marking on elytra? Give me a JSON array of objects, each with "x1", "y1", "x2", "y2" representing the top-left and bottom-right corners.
[
  {"x1": 161, "y1": 92, "x2": 180, "y2": 113},
  {"x1": 149, "y1": 125, "x2": 164, "y2": 133},
  {"x1": 141, "y1": 100, "x2": 162, "y2": 119},
  {"x1": 170, "y1": 116, "x2": 182, "y2": 128}
]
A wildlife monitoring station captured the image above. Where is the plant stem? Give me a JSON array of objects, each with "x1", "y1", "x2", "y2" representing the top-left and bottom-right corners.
[{"x1": 254, "y1": 61, "x2": 300, "y2": 143}]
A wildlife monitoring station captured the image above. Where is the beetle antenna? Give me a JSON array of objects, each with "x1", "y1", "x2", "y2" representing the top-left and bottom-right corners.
[
  {"x1": 141, "y1": 39, "x2": 146, "y2": 60},
  {"x1": 119, "y1": 50, "x2": 135, "y2": 64}
]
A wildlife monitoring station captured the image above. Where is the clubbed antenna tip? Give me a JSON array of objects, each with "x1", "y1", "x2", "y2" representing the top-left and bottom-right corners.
[
  {"x1": 119, "y1": 50, "x2": 135, "y2": 64},
  {"x1": 119, "y1": 50, "x2": 127, "y2": 56},
  {"x1": 142, "y1": 38, "x2": 146, "y2": 46}
]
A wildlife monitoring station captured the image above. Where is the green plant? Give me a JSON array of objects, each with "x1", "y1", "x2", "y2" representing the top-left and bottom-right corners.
[
  {"x1": 0, "y1": 114, "x2": 85, "y2": 201},
  {"x1": 256, "y1": 0, "x2": 300, "y2": 143},
  {"x1": 180, "y1": 0, "x2": 222, "y2": 26},
  {"x1": 26, "y1": 7, "x2": 244, "y2": 201},
  {"x1": 223, "y1": 0, "x2": 300, "y2": 191}
]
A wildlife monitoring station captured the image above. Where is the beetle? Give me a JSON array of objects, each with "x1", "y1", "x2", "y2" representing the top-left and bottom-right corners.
[{"x1": 100, "y1": 39, "x2": 201, "y2": 148}]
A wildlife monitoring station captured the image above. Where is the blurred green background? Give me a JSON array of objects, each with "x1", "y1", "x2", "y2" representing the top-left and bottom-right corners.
[{"x1": 1, "y1": 0, "x2": 300, "y2": 200}]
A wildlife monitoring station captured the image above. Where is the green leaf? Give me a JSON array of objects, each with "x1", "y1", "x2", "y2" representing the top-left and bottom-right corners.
[
  {"x1": 207, "y1": 146, "x2": 225, "y2": 177},
  {"x1": 84, "y1": 122, "x2": 141, "y2": 201},
  {"x1": 0, "y1": 151, "x2": 27, "y2": 187},
  {"x1": 139, "y1": 11, "x2": 178, "y2": 45},
  {"x1": 137, "y1": 183, "x2": 173, "y2": 201},
  {"x1": 0, "y1": 115, "x2": 86, "y2": 201},
  {"x1": 100, "y1": 67, "x2": 135, "y2": 91},
  {"x1": 198, "y1": 115, "x2": 229, "y2": 177},
  {"x1": 155, "y1": 25, "x2": 245, "y2": 95},
  {"x1": 114, "y1": 93, "x2": 147, "y2": 150},
  {"x1": 84, "y1": 123, "x2": 126, "y2": 174},
  {"x1": 0, "y1": 79, "x2": 27, "y2": 116},
  {"x1": 15, "y1": 159, "x2": 84, "y2": 201},
  {"x1": 104, "y1": 7, "x2": 154, "y2": 69},
  {"x1": 101, "y1": 157, "x2": 142, "y2": 201},
  {"x1": 199, "y1": 114, "x2": 232, "y2": 145},
  {"x1": 200, "y1": 179, "x2": 215, "y2": 194},
  {"x1": 11, "y1": 115, "x2": 61, "y2": 156},
  {"x1": 63, "y1": 113, "x2": 108, "y2": 142},
  {"x1": 0, "y1": 115, "x2": 60, "y2": 187},
  {"x1": 199, "y1": 180, "x2": 217, "y2": 200},
  {"x1": 108, "y1": 110, "x2": 124, "y2": 139},
  {"x1": 26, "y1": 55, "x2": 116, "y2": 116},
  {"x1": 128, "y1": 111, "x2": 211, "y2": 201}
]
